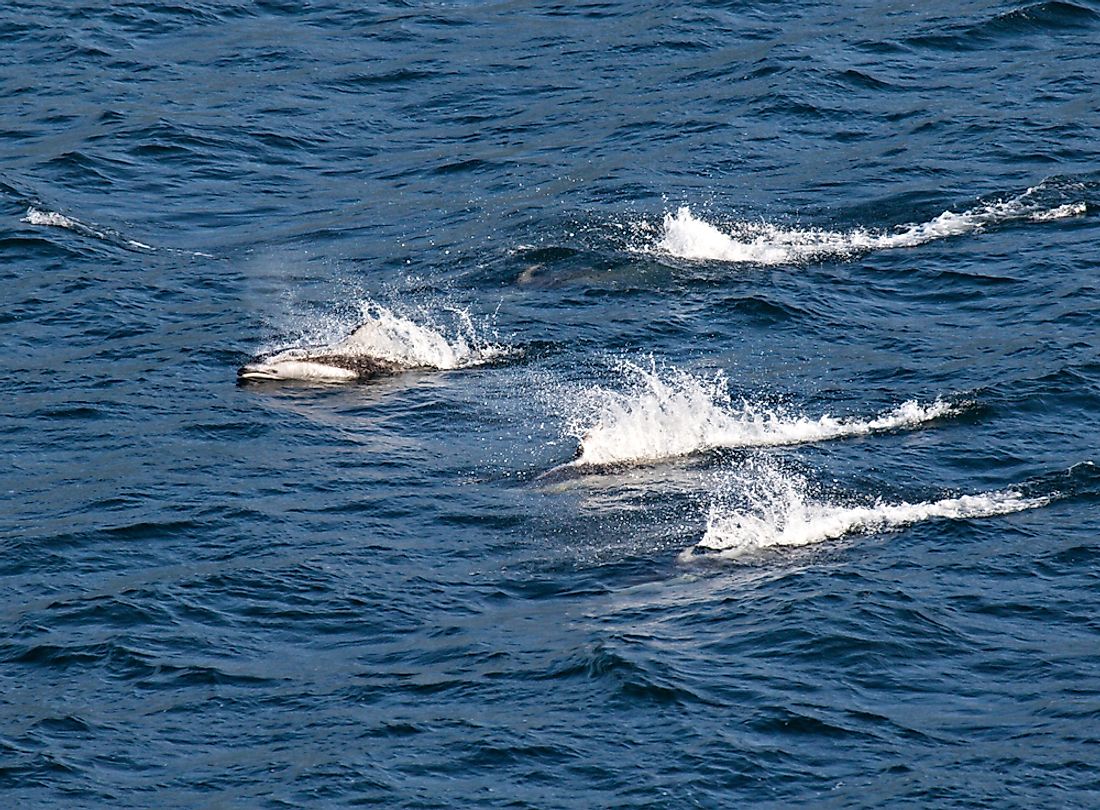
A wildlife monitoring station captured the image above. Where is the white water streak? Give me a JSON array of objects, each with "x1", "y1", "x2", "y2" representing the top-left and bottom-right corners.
[
  {"x1": 567, "y1": 361, "x2": 962, "y2": 466},
  {"x1": 653, "y1": 186, "x2": 1087, "y2": 264},
  {"x1": 22, "y1": 208, "x2": 81, "y2": 230},
  {"x1": 21, "y1": 206, "x2": 206, "y2": 254},
  {"x1": 683, "y1": 465, "x2": 1049, "y2": 560}
]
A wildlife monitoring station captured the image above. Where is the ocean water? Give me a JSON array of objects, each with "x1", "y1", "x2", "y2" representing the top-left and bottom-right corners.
[{"x1": 3, "y1": 1, "x2": 1099, "y2": 807}]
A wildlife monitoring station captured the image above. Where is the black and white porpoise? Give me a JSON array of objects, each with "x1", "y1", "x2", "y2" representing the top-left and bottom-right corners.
[{"x1": 237, "y1": 348, "x2": 404, "y2": 383}]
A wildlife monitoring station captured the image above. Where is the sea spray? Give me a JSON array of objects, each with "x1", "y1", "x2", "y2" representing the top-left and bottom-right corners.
[
  {"x1": 22, "y1": 208, "x2": 82, "y2": 230},
  {"x1": 645, "y1": 183, "x2": 1087, "y2": 264},
  {"x1": 341, "y1": 303, "x2": 509, "y2": 370},
  {"x1": 681, "y1": 460, "x2": 1050, "y2": 560},
  {"x1": 561, "y1": 359, "x2": 964, "y2": 467}
]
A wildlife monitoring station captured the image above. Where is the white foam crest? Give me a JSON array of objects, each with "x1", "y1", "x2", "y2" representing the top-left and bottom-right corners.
[
  {"x1": 1030, "y1": 201, "x2": 1087, "y2": 222},
  {"x1": 22, "y1": 207, "x2": 82, "y2": 230},
  {"x1": 566, "y1": 361, "x2": 961, "y2": 466},
  {"x1": 684, "y1": 465, "x2": 1049, "y2": 560},
  {"x1": 330, "y1": 303, "x2": 509, "y2": 370},
  {"x1": 652, "y1": 187, "x2": 1086, "y2": 264}
]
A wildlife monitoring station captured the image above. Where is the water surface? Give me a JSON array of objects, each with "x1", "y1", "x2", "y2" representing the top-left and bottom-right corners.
[{"x1": 3, "y1": 1, "x2": 1099, "y2": 807}]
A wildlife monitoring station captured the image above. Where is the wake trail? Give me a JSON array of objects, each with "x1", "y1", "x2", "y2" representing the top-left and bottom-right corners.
[
  {"x1": 643, "y1": 182, "x2": 1087, "y2": 265},
  {"x1": 553, "y1": 360, "x2": 966, "y2": 469},
  {"x1": 681, "y1": 461, "x2": 1052, "y2": 561},
  {"x1": 21, "y1": 206, "x2": 213, "y2": 257}
]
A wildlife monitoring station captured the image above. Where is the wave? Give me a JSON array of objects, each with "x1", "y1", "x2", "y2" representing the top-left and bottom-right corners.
[
  {"x1": 21, "y1": 206, "x2": 213, "y2": 257},
  {"x1": 681, "y1": 463, "x2": 1051, "y2": 561},
  {"x1": 981, "y1": 2, "x2": 1099, "y2": 36},
  {"x1": 560, "y1": 360, "x2": 964, "y2": 467},
  {"x1": 645, "y1": 183, "x2": 1087, "y2": 265},
  {"x1": 249, "y1": 301, "x2": 513, "y2": 378}
]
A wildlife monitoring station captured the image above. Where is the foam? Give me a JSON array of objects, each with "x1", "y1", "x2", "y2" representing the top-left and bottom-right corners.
[
  {"x1": 564, "y1": 360, "x2": 963, "y2": 467},
  {"x1": 649, "y1": 184, "x2": 1087, "y2": 265},
  {"x1": 336, "y1": 303, "x2": 509, "y2": 370},
  {"x1": 682, "y1": 464, "x2": 1049, "y2": 560},
  {"x1": 1030, "y1": 201, "x2": 1087, "y2": 222},
  {"x1": 22, "y1": 208, "x2": 80, "y2": 230}
]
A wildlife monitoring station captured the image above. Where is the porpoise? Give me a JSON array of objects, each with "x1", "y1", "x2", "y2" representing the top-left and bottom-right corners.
[{"x1": 237, "y1": 347, "x2": 404, "y2": 383}]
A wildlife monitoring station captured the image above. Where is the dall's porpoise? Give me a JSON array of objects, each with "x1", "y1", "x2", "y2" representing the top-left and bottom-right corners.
[{"x1": 237, "y1": 322, "x2": 410, "y2": 383}]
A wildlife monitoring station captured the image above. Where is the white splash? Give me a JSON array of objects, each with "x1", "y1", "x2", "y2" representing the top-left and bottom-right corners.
[
  {"x1": 337, "y1": 303, "x2": 509, "y2": 370},
  {"x1": 22, "y1": 208, "x2": 80, "y2": 229},
  {"x1": 651, "y1": 185, "x2": 1087, "y2": 264},
  {"x1": 682, "y1": 464, "x2": 1049, "y2": 560},
  {"x1": 565, "y1": 361, "x2": 962, "y2": 467},
  {"x1": 1030, "y1": 202, "x2": 1087, "y2": 222}
]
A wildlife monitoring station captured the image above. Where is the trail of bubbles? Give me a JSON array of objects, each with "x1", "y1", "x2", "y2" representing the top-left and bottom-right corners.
[{"x1": 558, "y1": 360, "x2": 964, "y2": 467}]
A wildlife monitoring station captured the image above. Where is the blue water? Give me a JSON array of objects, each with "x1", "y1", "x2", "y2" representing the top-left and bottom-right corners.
[{"x1": 3, "y1": 1, "x2": 1100, "y2": 807}]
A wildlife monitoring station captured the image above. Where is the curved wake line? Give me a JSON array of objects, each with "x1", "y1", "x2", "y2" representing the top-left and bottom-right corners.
[
  {"x1": 22, "y1": 206, "x2": 153, "y2": 250},
  {"x1": 560, "y1": 361, "x2": 965, "y2": 468},
  {"x1": 686, "y1": 490, "x2": 1049, "y2": 560},
  {"x1": 21, "y1": 207, "x2": 213, "y2": 257},
  {"x1": 647, "y1": 185, "x2": 1087, "y2": 265}
]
